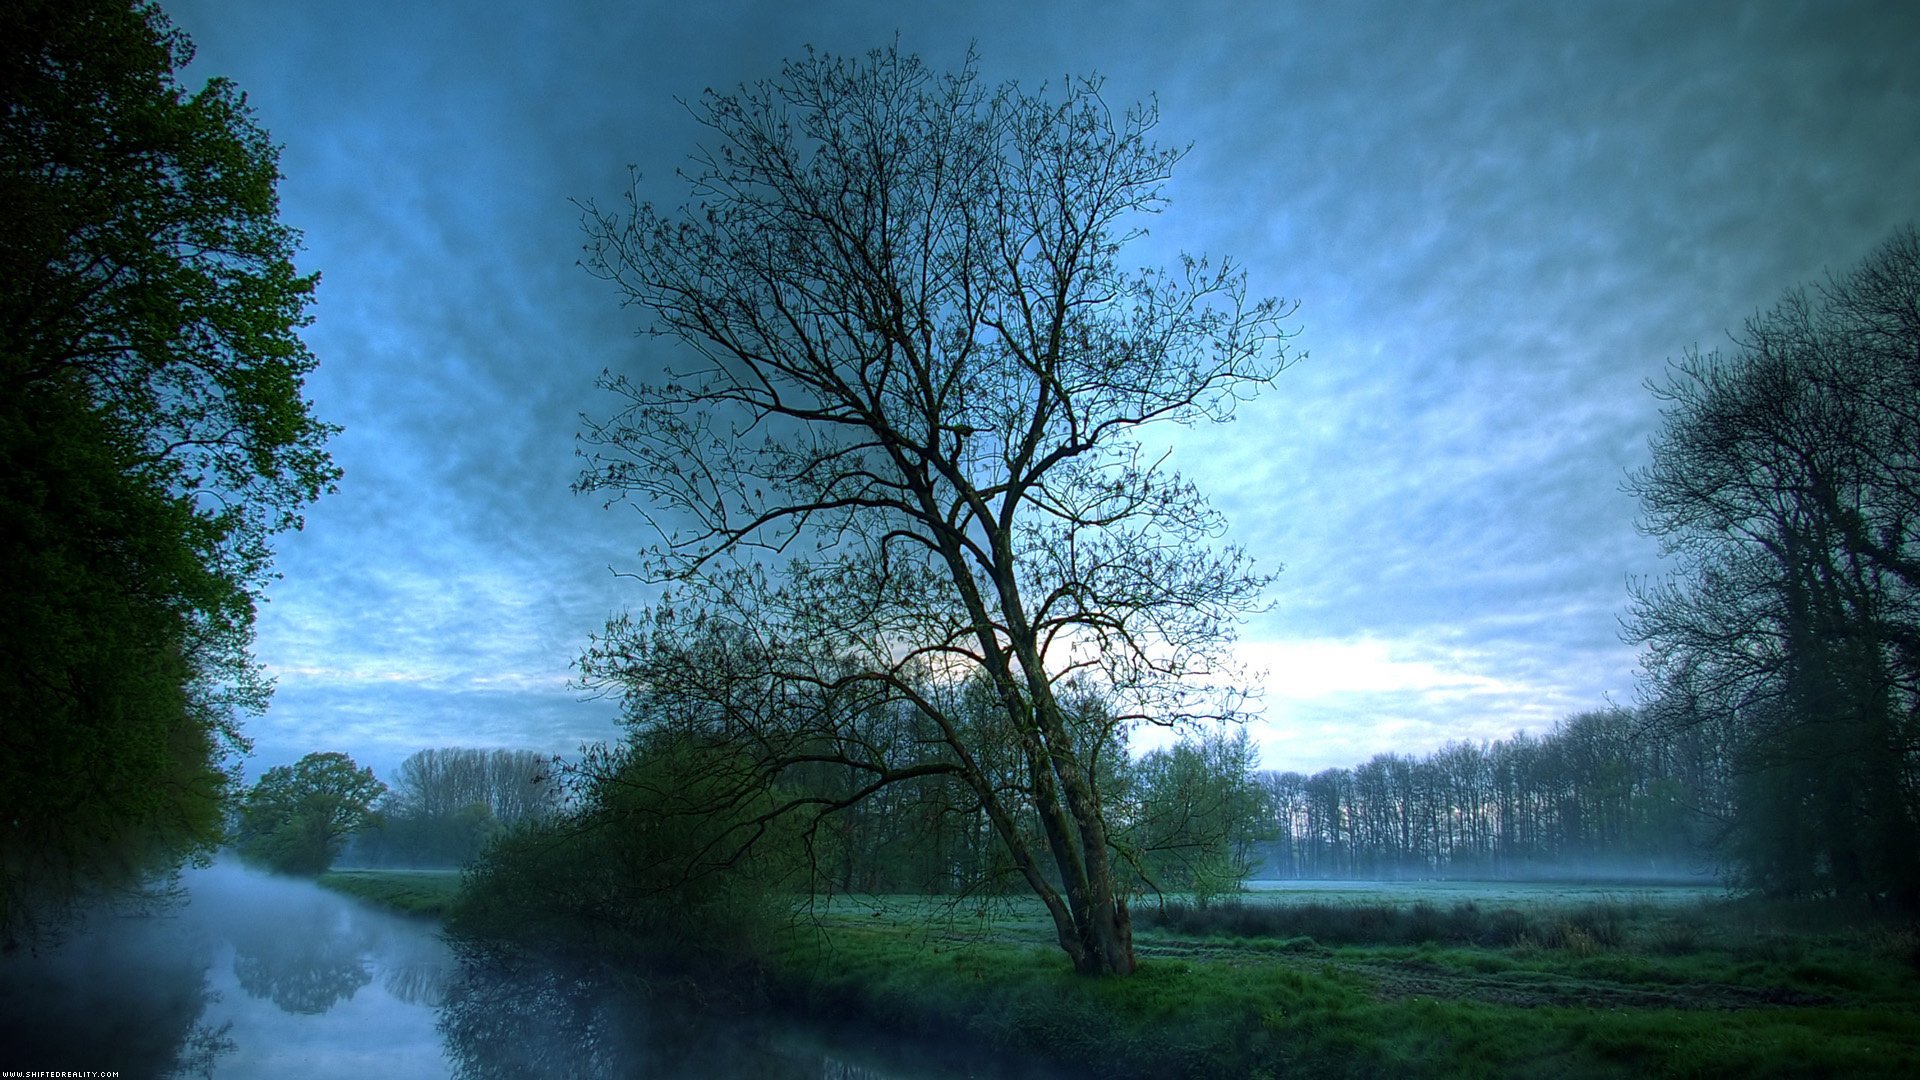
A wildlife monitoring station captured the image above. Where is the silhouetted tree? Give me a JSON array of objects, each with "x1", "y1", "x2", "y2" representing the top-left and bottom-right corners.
[
  {"x1": 1628, "y1": 227, "x2": 1920, "y2": 909},
  {"x1": 574, "y1": 46, "x2": 1293, "y2": 975},
  {"x1": 0, "y1": 0, "x2": 338, "y2": 940}
]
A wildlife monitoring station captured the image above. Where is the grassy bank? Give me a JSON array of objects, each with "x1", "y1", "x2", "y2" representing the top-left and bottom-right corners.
[
  {"x1": 351, "y1": 868, "x2": 1920, "y2": 1077},
  {"x1": 762, "y1": 893, "x2": 1920, "y2": 1079},
  {"x1": 317, "y1": 867, "x2": 462, "y2": 918}
]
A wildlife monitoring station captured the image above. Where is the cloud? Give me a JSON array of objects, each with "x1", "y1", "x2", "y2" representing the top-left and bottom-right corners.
[
  {"x1": 165, "y1": 0, "x2": 1920, "y2": 782},
  {"x1": 1228, "y1": 635, "x2": 1593, "y2": 772},
  {"x1": 1240, "y1": 638, "x2": 1525, "y2": 702}
]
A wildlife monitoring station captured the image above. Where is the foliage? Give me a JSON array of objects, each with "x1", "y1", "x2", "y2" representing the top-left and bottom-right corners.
[
  {"x1": 1259, "y1": 709, "x2": 1714, "y2": 880},
  {"x1": 448, "y1": 731, "x2": 803, "y2": 978},
  {"x1": 575, "y1": 43, "x2": 1293, "y2": 976},
  {"x1": 235, "y1": 752, "x2": 385, "y2": 876},
  {"x1": 1627, "y1": 226, "x2": 1920, "y2": 909},
  {"x1": 353, "y1": 748, "x2": 559, "y2": 867},
  {"x1": 0, "y1": 0, "x2": 338, "y2": 940},
  {"x1": 1119, "y1": 726, "x2": 1271, "y2": 904}
]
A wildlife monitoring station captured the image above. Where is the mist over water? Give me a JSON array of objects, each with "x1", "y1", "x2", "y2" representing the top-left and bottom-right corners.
[
  {"x1": 0, "y1": 863, "x2": 1063, "y2": 1078},
  {"x1": 0, "y1": 862, "x2": 452, "y2": 1077}
]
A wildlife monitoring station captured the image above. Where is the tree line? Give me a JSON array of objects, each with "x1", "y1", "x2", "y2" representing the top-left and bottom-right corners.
[
  {"x1": 1256, "y1": 709, "x2": 1714, "y2": 881},
  {"x1": 350, "y1": 747, "x2": 560, "y2": 867},
  {"x1": 232, "y1": 747, "x2": 561, "y2": 875}
]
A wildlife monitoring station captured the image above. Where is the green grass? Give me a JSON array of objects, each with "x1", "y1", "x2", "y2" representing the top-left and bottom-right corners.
[
  {"x1": 432, "y1": 872, "x2": 1920, "y2": 1077},
  {"x1": 753, "y1": 890, "x2": 1920, "y2": 1079},
  {"x1": 317, "y1": 867, "x2": 462, "y2": 918}
]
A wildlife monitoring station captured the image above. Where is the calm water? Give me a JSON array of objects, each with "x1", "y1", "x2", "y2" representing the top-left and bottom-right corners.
[{"x1": 0, "y1": 863, "x2": 1061, "y2": 1079}]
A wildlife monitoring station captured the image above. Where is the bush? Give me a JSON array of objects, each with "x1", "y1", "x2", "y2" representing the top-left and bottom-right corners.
[
  {"x1": 448, "y1": 734, "x2": 803, "y2": 981},
  {"x1": 1140, "y1": 897, "x2": 1649, "y2": 952}
]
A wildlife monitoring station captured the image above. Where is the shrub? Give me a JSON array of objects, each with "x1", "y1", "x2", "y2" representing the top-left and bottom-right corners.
[{"x1": 448, "y1": 733, "x2": 804, "y2": 981}]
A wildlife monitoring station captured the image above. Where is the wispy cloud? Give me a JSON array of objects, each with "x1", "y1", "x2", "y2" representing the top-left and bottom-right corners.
[{"x1": 170, "y1": 0, "x2": 1920, "y2": 780}]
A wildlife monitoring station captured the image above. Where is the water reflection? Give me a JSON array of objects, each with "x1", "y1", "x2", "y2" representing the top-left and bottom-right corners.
[
  {"x1": 0, "y1": 864, "x2": 1065, "y2": 1079},
  {"x1": 439, "y1": 957, "x2": 638, "y2": 1079},
  {"x1": 0, "y1": 862, "x2": 447, "y2": 1078},
  {"x1": 437, "y1": 956, "x2": 1068, "y2": 1080},
  {"x1": 230, "y1": 905, "x2": 373, "y2": 1014}
]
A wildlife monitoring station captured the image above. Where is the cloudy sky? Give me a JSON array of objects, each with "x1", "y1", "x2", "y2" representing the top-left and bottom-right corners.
[{"x1": 163, "y1": 0, "x2": 1920, "y2": 782}]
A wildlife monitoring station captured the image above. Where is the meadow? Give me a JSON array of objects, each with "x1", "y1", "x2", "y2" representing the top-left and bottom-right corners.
[
  {"x1": 322, "y1": 873, "x2": 1920, "y2": 1078},
  {"x1": 779, "y1": 881, "x2": 1920, "y2": 1078},
  {"x1": 317, "y1": 867, "x2": 462, "y2": 918}
]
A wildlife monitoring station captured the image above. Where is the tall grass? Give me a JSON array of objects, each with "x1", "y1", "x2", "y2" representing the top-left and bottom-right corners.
[
  {"x1": 1140, "y1": 896, "x2": 1637, "y2": 949},
  {"x1": 766, "y1": 914, "x2": 1920, "y2": 1079}
]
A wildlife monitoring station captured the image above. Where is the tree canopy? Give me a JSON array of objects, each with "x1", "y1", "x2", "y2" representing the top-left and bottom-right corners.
[
  {"x1": 1628, "y1": 226, "x2": 1920, "y2": 909},
  {"x1": 576, "y1": 45, "x2": 1293, "y2": 975},
  {"x1": 1, "y1": 0, "x2": 338, "y2": 939},
  {"x1": 236, "y1": 752, "x2": 386, "y2": 876},
  {"x1": 353, "y1": 747, "x2": 559, "y2": 867}
]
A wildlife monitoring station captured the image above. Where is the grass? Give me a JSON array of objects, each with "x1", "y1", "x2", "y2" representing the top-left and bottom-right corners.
[
  {"x1": 353, "y1": 869, "x2": 1920, "y2": 1077},
  {"x1": 763, "y1": 888, "x2": 1920, "y2": 1078},
  {"x1": 316, "y1": 867, "x2": 462, "y2": 918}
]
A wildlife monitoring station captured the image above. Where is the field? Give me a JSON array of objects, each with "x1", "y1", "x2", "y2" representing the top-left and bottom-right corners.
[
  {"x1": 782, "y1": 881, "x2": 1920, "y2": 1078},
  {"x1": 1245, "y1": 877, "x2": 1725, "y2": 907},
  {"x1": 316, "y1": 867, "x2": 463, "y2": 918}
]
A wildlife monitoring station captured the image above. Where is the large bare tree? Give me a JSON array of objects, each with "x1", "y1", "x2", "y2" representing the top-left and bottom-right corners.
[{"x1": 575, "y1": 46, "x2": 1294, "y2": 975}]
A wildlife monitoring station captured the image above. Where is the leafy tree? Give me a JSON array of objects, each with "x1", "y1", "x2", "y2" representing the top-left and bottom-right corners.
[
  {"x1": 1120, "y1": 727, "x2": 1269, "y2": 905},
  {"x1": 450, "y1": 731, "x2": 802, "y2": 978},
  {"x1": 0, "y1": 0, "x2": 339, "y2": 938},
  {"x1": 575, "y1": 46, "x2": 1293, "y2": 975},
  {"x1": 236, "y1": 753, "x2": 385, "y2": 876},
  {"x1": 1628, "y1": 227, "x2": 1920, "y2": 908}
]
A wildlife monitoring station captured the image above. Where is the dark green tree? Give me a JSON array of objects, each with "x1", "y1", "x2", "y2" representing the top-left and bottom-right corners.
[
  {"x1": 0, "y1": 0, "x2": 339, "y2": 939},
  {"x1": 1628, "y1": 227, "x2": 1920, "y2": 908},
  {"x1": 1119, "y1": 727, "x2": 1269, "y2": 905},
  {"x1": 450, "y1": 731, "x2": 803, "y2": 977},
  {"x1": 236, "y1": 753, "x2": 386, "y2": 876}
]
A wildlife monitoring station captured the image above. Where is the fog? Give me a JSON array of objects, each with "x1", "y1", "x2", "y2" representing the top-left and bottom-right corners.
[{"x1": 0, "y1": 862, "x2": 1066, "y2": 1078}]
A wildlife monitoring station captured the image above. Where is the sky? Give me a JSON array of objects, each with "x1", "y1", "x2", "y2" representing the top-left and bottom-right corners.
[{"x1": 160, "y1": 0, "x2": 1920, "y2": 784}]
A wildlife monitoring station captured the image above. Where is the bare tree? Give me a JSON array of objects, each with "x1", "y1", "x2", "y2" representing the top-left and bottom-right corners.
[{"x1": 574, "y1": 46, "x2": 1294, "y2": 975}]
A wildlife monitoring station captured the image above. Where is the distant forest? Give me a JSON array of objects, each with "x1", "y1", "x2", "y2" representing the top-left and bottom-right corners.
[{"x1": 1253, "y1": 709, "x2": 1714, "y2": 882}]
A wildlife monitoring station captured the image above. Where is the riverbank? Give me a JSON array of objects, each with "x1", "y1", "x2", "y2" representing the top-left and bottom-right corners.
[
  {"x1": 322, "y1": 872, "x2": 1920, "y2": 1078},
  {"x1": 317, "y1": 868, "x2": 462, "y2": 918}
]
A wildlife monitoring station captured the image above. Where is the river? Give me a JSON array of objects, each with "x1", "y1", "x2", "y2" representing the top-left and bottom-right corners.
[{"x1": 0, "y1": 862, "x2": 1061, "y2": 1078}]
